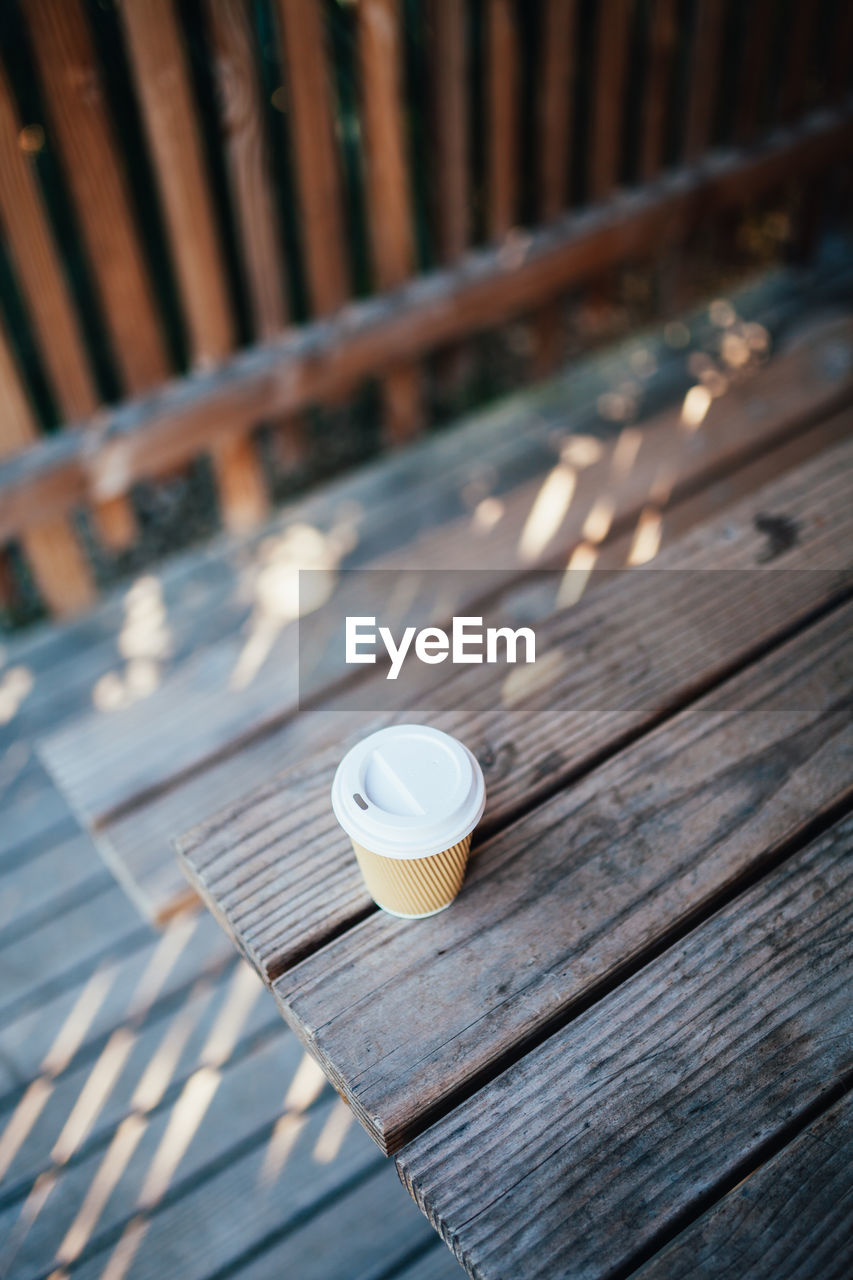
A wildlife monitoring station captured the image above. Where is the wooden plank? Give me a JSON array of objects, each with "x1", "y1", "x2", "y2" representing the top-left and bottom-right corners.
[
  {"x1": 113, "y1": 400, "x2": 853, "y2": 928},
  {"x1": 781, "y1": 1, "x2": 818, "y2": 123},
  {"x1": 269, "y1": 599, "x2": 852, "y2": 1155},
  {"x1": 202, "y1": 0, "x2": 289, "y2": 340},
  {"x1": 179, "y1": 432, "x2": 853, "y2": 997},
  {"x1": 0, "y1": 964, "x2": 277, "y2": 1199},
  {"x1": 0, "y1": 878, "x2": 145, "y2": 1025},
  {"x1": 396, "y1": 815, "x2": 853, "y2": 1277},
  {"x1": 428, "y1": 0, "x2": 468, "y2": 264},
  {"x1": 486, "y1": 0, "x2": 519, "y2": 240},
  {"x1": 118, "y1": 0, "x2": 233, "y2": 365},
  {"x1": 538, "y1": 0, "x2": 576, "y2": 222},
  {"x1": 0, "y1": 61, "x2": 97, "y2": 421},
  {"x1": 0, "y1": 59, "x2": 136, "y2": 553},
  {"x1": 684, "y1": 0, "x2": 725, "y2": 162},
  {"x1": 634, "y1": 1091, "x2": 853, "y2": 1280},
  {"x1": 357, "y1": 0, "x2": 421, "y2": 443},
  {"x1": 43, "y1": 311, "x2": 853, "y2": 837},
  {"x1": 274, "y1": 0, "x2": 349, "y2": 317},
  {"x1": 6, "y1": 100, "x2": 849, "y2": 531},
  {"x1": 589, "y1": 0, "x2": 631, "y2": 201},
  {"x1": 0, "y1": 320, "x2": 94, "y2": 616},
  {"x1": 735, "y1": 0, "x2": 775, "y2": 144},
  {"x1": 0, "y1": 913, "x2": 234, "y2": 1096},
  {"x1": 118, "y1": 0, "x2": 268, "y2": 533},
  {"x1": 65, "y1": 1157, "x2": 427, "y2": 1280},
  {"x1": 640, "y1": 0, "x2": 677, "y2": 179},
  {"x1": 531, "y1": 0, "x2": 577, "y2": 375},
  {"x1": 0, "y1": 1031, "x2": 363, "y2": 1278},
  {"x1": 24, "y1": 0, "x2": 170, "y2": 394}
]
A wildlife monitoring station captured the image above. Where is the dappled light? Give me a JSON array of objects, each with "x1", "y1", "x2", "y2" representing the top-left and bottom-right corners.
[
  {"x1": 313, "y1": 1097, "x2": 354, "y2": 1164},
  {"x1": 557, "y1": 542, "x2": 599, "y2": 608},
  {"x1": 230, "y1": 517, "x2": 357, "y2": 691},
  {"x1": 518, "y1": 464, "x2": 576, "y2": 563},
  {"x1": 0, "y1": 664, "x2": 33, "y2": 724},
  {"x1": 627, "y1": 507, "x2": 663, "y2": 565},
  {"x1": 92, "y1": 577, "x2": 170, "y2": 713}
]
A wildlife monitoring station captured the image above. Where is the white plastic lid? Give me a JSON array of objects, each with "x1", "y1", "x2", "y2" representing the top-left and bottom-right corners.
[{"x1": 331, "y1": 724, "x2": 486, "y2": 860}]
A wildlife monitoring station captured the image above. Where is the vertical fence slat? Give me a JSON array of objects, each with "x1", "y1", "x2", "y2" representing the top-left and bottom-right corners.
[
  {"x1": 275, "y1": 0, "x2": 350, "y2": 317},
  {"x1": 357, "y1": 0, "x2": 421, "y2": 442},
  {"x1": 640, "y1": 0, "x2": 677, "y2": 180},
  {"x1": 0, "y1": 57, "x2": 137, "y2": 552},
  {"x1": 829, "y1": 3, "x2": 853, "y2": 103},
  {"x1": 684, "y1": 0, "x2": 724, "y2": 162},
  {"x1": 486, "y1": 0, "x2": 519, "y2": 240},
  {"x1": 532, "y1": 0, "x2": 577, "y2": 375},
  {"x1": 590, "y1": 0, "x2": 631, "y2": 202},
  {"x1": 781, "y1": 2, "x2": 818, "y2": 123},
  {"x1": 428, "y1": 0, "x2": 468, "y2": 265},
  {"x1": 118, "y1": 0, "x2": 234, "y2": 364},
  {"x1": 735, "y1": 0, "x2": 774, "y2": 143},
  {"x1": 204, "y1": 0, "x2": 289, "y2": 339},
  {"x1": 0, "y1": 322, "x2": 94, "y2": 615},
  {"x1": 0, "y1": 61, "x2": 96, "y2": 420},
  {"x1": 119, "y1": 0, "x2": 268, "y2": 531},
  {"x1": 539, "y1": 0, "x2": 576, "y2": 221},
  {"x1": 24, "y1": 0, "x2": 170, "y2": 394}
]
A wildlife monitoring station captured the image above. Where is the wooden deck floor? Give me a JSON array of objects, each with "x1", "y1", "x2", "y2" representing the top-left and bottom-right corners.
[
  {"x1": 2, "y1": 256, "x2": 852, "y2": 1279},
  {"x1": 0, "y1": 670, "x2": 462, "y2": 1278}
]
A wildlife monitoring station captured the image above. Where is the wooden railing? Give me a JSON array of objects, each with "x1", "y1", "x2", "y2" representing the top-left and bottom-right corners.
[{"x1": 0, "y1": 0, "x2": 851, "y2": 618}]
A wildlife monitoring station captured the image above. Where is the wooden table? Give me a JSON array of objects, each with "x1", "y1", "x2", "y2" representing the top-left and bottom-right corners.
[{"x1": 178, "y1": 415, "x2": 853, "y2": 1278}]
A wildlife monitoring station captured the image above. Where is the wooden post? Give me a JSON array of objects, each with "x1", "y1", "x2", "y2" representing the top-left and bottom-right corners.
[
  {"x1": 684, "y1": 0, "x2": 724, "y2": 162},
  {"x1": 356, "y1": 0, "x2": 422, "y2": 443},
  {"x1": 485, "y1": 0, "x2": 519, "y2": 241},
  {"x1": 640, "y1": 0, "x2": 677, "y2": 180},
  {"x1": 24, "y1": 0, "x2": 169, "y2": 393},
  {"x1": 0, "y1": 322, "x2": 93, "y2": 615},
  {"x1": 590, "y1": 0, "x2": 632, "y2": 202},
  {"x1": 274, "y1": 0, "x2": 350, "y2": 318},
  {"x1": 119, "y1": 0, "x2": 268, "y2": 531},
  {"x1": 532, "y1": 0, "x2": 577, "y2": 376}
]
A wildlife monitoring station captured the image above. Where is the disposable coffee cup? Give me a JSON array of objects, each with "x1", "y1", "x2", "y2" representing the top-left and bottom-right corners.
[{"x1": 331, "y1": 724, "x2": 486, "y2": 919}]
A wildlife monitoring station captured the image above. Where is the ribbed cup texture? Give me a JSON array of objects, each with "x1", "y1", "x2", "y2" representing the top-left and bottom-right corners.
[{"x1": 351, "y1": 834, "x2": 472, "y2": 918}]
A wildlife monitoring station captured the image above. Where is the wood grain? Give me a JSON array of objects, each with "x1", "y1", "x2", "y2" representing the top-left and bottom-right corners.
[
  {"x1": 110, "y1": 402, "x2": 853, "y2": 925},
  {"x1": 203, "y1": 0, "x2": 288, "y2": 340},
  {"x1": 538, "y1": 0, "x2": 576, "y2": 222},
  {"x1": 735, "y1": 0, "x2": 775, "y2": 144},
  {"x1": 24, "y1": 0, "x2": 169, "y2": 394},
  {"x1": 119, "y1": 0, "x2": 269, "y2": 529},
  {"x1": 640, "y1": 0, "x2": 677, "y2": 179},
  {"x1": 589, "y1": 0, "x2": 631, "y2": 201},
  {"x1": 356, "y1": 0, "x2": 421, "y2": 443},
  {"x1": 684, "y1": 0, "x2": 724, "y2": 162},
  {"x1": 0, "y1": 57, "x2": 137, "y2": 553},
  {"x1": 428, "y1": 0, "x2": 468, "y2": 264},
  {"x1": 178, "y1": 433, "x2": 853, "y2": 993},
  {"x1": 0, "y1": 60, "x2": 96, "y2": 420},
  {"x1": 272, "y1": 592, "x2": 853, "y2": 1155},
  {"x1": 396, "y1": 815, "x2": 853, "y2": 1277},
  {"x1": 634, "y1": 1091, "x2": 853, "y2": 1280},
  {"x1": 0, "y1": 318, "x2": 94, "y2": 614},
  {"x1": 44, "y1": 311, "x2": 853, "y2": 832},
  {"x1": 486, "y1": 0, "x2": 519, "y2": 240},
  {"x1": 119, "y1": 0, "x2": 234, "y2": 365},
  {"x1": 2, "y1": 103, "x2": 851, "y2": 530},
  {"x1": 274, "y1": 0, "x2": 349, "y2": 317}
]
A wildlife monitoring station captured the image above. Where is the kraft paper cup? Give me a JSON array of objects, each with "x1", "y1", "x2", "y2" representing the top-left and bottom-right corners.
[{"x1": 331, "y1": 725, "x2": 486, "y2": 919}]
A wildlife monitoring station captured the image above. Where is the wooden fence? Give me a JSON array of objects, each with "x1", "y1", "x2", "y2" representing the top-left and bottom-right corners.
[{"x1": 0, "y1": 0, "x2": 851, "y2": 619}]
